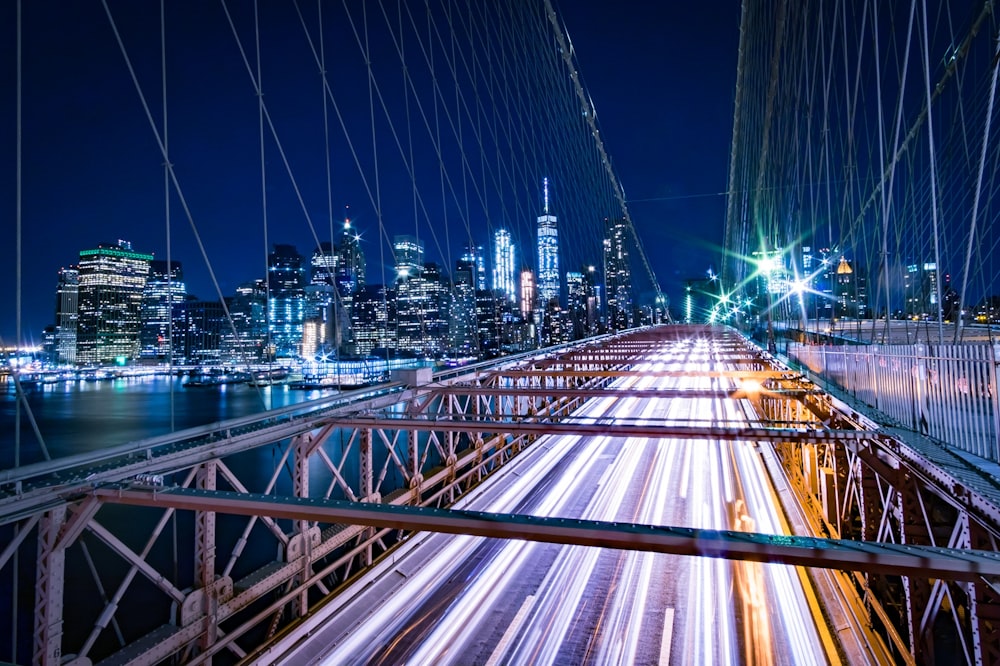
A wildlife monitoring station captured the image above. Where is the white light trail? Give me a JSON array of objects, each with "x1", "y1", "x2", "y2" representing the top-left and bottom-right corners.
[{"x1": 295, "y1": 334, "x2": 833, "y2": 666}]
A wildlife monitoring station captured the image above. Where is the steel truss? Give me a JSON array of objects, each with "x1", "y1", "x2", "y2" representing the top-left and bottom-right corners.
[
  {"x1": 759, "y1": 365, "x2": 1000, "y2": 664},
  {"x1": 1, "y1": 331, "x2": 636, "y2": 665},
  {"x1": 4, "y1": 325, "x2": 1000, "y2": 664}
]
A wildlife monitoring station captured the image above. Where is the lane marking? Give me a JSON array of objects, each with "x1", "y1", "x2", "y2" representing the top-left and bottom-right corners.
[
  {"x1": 659, "y1": 607, "x2": 675, "y2": 665},
  {"x1": 486, "y1": 594, "x2": 536, "y2": 666}
]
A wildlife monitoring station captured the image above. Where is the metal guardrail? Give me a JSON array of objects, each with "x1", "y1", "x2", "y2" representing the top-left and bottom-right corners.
[
  {"x1": 0, "y1": 382, "x2": 407, "y2": 489},
  {"x1": 0, "y1": 333, "x2": 630, "y2": 501},
  {"x1": 789, "y1": 342, "x2": 1000, "y2": 462}
]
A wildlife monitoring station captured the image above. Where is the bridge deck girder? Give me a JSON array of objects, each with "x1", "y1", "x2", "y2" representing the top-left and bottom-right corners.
[
  {"x1": 332, "y1": 415, "x2": 868, "y2": 444},
  {"x1": 94, "y1": 487, "x2": 1000, "y2": 581}
]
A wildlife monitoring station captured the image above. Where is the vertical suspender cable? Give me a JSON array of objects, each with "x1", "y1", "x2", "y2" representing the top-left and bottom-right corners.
[
  {"x1": 12, "y1": 3, "x2": 21, "y2": 659},
  {"x1": 161, "y1": 0, "x2": 181, "y2": 595},
  {"x1": 14, "y1": 0, "x2": 22, "y2": 474},
  {"x1": 873, "y1": 0, "x2": 917, "y2": 339},
  {"x1": 161, "y1": 0, "x2": 175, "y2": 431},
  {"x1": 919, "y1": 0, "x2": 944, "y2": 345},
  {"x1": 955, "y1": 32, "x2": 1000, "y2": 344},
  {"x1": 317, "y1": 0, "x2": 341, "y2": 388},
  {"x1": 358, "y1": 0, "x2": 391, "y2": 376},
  {"x1": 255, "y1": 0, "x2": 272, "y2": 405}
]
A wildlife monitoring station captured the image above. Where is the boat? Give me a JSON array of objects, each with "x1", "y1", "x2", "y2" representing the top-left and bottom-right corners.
[
  {"x1": 184, "y1": 369, "x2": 248, "y2": 388},
  {"x1": 246, "y1": 368, "x2": 289, "y2": 387},
  {"x1": 288, "y1": 376, "x2": 341, "y2": 390}
]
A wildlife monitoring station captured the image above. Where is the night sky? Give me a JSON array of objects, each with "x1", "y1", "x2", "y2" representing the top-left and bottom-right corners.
[{"x1": 0, "y1": 1, "x2": 739, "y2": 344}]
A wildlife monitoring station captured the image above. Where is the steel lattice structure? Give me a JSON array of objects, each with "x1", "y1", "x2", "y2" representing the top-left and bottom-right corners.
[{"x1": 3, "y1": 325, "x2": 1000, "y2": 663}]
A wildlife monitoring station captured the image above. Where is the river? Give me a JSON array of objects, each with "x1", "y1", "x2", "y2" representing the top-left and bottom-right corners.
[
  {"x1": 0, "y1": 375, "x2": 349, "y2": 664},
  {"x1": 0, "y1": 375, "x2": 333, "y2": 469}
]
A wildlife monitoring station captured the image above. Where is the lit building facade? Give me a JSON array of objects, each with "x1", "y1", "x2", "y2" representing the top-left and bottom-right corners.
[
  {"x1": 474, "y1": 289, "x2": 502, "y2": 357},
  {"x1": 335, "y1": 216, "x2": 366, "y2": 348},
  {"x1": 520, "y1": 268, "x2": 536, "y2": 319},
  {"x1": 493, "y1": 228, "x2": 516, "y2": 305},
  {"x1": 396, "y1": 262, "x2": 450, "y2": 357},
  {"x1": 351, "y1": 284, "x2": 395, "y2": 355},
  {"x1": 267, "y1": 244, "x2": 307, "y2": 358},
  {"x1": 461, "y1": 245, "x2": 487, "y2": 291},
  {"x1": 922, "y1": 262, "x2": 940, "y2": 319},
  {"x1": 337, "y1": 212, "x2": 366, "y2": 295},
  {"x1": 683, "y1": 277, "x2": 717, "y2": 324},
  {"x1": 393, "y1": 235, "x2": 424, "y2": 281},
  {"x1": 307, "y1": 242, "x2": 338, "y2": 355},
  {"x1": 54, "y1": 266, "x2": 79, "y2": 365},
  {"x1": 603, "y1": 218, "x2": 633, "y2": 330},
  {"x1": 76, "y1": 240, "x2": 152, "y2": 365},
  {"x1": 182, "y1": 298, "x2": 227, "y2": 365},
  {"x1": 139, "y1": 260, "x2": 186, "y2": 363},
  {"x1": 566, "y1": 267, "x2": 598, "y2": 338},
  {"x1": 904, "y1": 261, "x2": 941, "y2": 320},
  {"x1": 832, "y1": 256, "x2": 868, "y2": 319},
  {"x1": 222, "y1": 280, "x2": 267, "y2": 363},
  {"x1": 301, "y1": 319, "x2": 328, "y2": 360},
  {"x1": 536, "y1": 178, "x2": 559, "y2": 308},
  {"x1": 311, "y1": 241, "x2": 337, "y2": 290},
  {"x1": 451, "y1": 256, "x2": 478, "y2": 357}
]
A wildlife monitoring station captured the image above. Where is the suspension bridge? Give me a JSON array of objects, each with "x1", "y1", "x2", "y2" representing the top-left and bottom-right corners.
[{"x1": 4, "y1": 1, "x2": 1000, "y2": 664}]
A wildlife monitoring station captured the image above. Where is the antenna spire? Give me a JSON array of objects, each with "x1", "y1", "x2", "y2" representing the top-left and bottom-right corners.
[{"x1": 543, "y1": 177, "x2": 550, "y2": 215}]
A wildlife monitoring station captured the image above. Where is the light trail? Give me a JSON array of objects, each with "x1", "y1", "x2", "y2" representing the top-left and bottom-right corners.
[{"x1": 264, "y1": 333, "x2": 834, "y2": 665}]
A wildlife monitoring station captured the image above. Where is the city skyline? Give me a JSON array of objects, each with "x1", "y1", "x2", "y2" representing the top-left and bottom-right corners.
[
  {"x1": 0, "y1": 2, "x2": 741, "y2": 343},
  {"x1": 36, "y1": 212, "x2": 635, "y2": 366},
  {"x1": 24, "y1": 223, "x2": 988, "y2": 357}
]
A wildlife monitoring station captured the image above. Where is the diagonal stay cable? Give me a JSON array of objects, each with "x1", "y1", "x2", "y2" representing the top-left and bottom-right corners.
[{"x1": 99, "y1": 0, "x2": 264, "y2": 406}]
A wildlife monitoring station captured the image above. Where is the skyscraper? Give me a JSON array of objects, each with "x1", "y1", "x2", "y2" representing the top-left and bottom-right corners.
[
  {"x1": 337, "y1": 212, "x2": 366, "y2": 295},
  {"x1": 307, "y1": 242, "x2": 338, "y2": 353},
  {"x1": 451, "y1": 256, "x2": 478, "y2": 357},
  {"x1": 334, "y1": 217, "x2": 366, "y2": 350},
  {"x1": 474, "y1": 289, "x2": 502, "y2": 357},
  {"x1": 182, "y1": 298, "x2": 227, "y2": 365},
  {"x1": 267, "y1": 244, "x2": 307, "y2": 358},
  {"x1": 54, "y1": 266, "x2": 79, "y2": 365},
  {"x1": 139, "y1": 260, "x2": 186, "y2": 363},
  {"x1": 520, "y1": 268, "x2": 536, "y2": 320},
  {"x1": 76, "y1": 240, "x2": 152, "y2": 365},
  {"x1": 393, "y1": 235, "x2": 424, "y2": 281},
  {"x1": 351, "y1": 284, "x2": 395, "y2": 355},
  {"x1": 397, "y1": 262, "x2": 450, "y2": 357},
  {"x1": 460, "y1": 245, "x2": 486, "y2": 291},
  {"x1": 493, "y1": 228, "x2": 516, "y2": 305},
  {"x1": 922, "y1": 262, "x2": 940, "y2": 318},
  {"x1": 536, "y1": 178, "x2": 559, "y2": 307},
  {"x1": 223, "y1": 280, "x2": 267, "y2": 363},
  {"x1": 603, "y1": 218, "x2": 633, "y2": 330},
  {"x1": 566, "y1": 266, "x2": 598, "y2": 338},
  {"x1": 311, "y1": 242, "x2": 337, "y2": 290}
]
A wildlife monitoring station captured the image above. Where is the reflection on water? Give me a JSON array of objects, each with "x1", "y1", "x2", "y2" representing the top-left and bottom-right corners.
[{"x1": 0, "y1": 376, "x2": 329, "y2": 468}]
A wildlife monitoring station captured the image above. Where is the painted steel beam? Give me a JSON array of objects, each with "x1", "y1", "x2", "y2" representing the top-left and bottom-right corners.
[
  {"x1": 492, "y1": 369, "x2": 801, "y2": 379},
  {"x1": 434, "y1": 386, "x2": 819, "y2": 400},
  {"x1": 95, "y1": 487, "x2": 1000, "y2": 580},
  {"x1": 328, "y1": 415, "x2": 867, "y2": 444},
  {"x1": 527, "y1": 354, "x2": 763, "y2": 364}
]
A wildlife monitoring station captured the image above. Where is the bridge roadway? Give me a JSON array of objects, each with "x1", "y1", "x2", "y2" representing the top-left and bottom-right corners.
[
  {"x1": 256, "y1": 336, "x2": 836, "y2": 664},
  {"x1": 16, "y1": 325, "x2": 1000, "y2": 664}
]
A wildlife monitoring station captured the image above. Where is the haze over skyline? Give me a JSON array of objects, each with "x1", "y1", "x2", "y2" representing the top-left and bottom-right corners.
[{"x1": 0, "y1": 1, "x2": 739, "y2": 344}]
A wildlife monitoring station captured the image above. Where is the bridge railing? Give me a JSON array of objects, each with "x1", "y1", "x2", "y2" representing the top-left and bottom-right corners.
[{"x1": 788, "y1": 342, "x2": 1000, "y2": 462}]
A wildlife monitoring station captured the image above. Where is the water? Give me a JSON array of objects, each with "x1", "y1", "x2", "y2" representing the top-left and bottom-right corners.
[
  {"x1": 0, "y1": 375, "x2": 332, "y2": 468},
  {"x1": 1, "y1": 375, "x2": 341, "y2": 664}
]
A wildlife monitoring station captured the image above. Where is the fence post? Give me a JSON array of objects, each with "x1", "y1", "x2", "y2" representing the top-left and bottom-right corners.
[
  {"x1": 915, "y1": 344, "x2": 928, "y2": 436},
  {"x1": 991, "y1": 344, "x2": 1000, "y2": 461}
]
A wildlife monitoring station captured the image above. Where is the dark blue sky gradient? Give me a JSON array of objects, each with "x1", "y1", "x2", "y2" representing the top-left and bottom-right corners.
[{"x1": 0, "y1": 1, "x2": 738, "y2": 343}]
